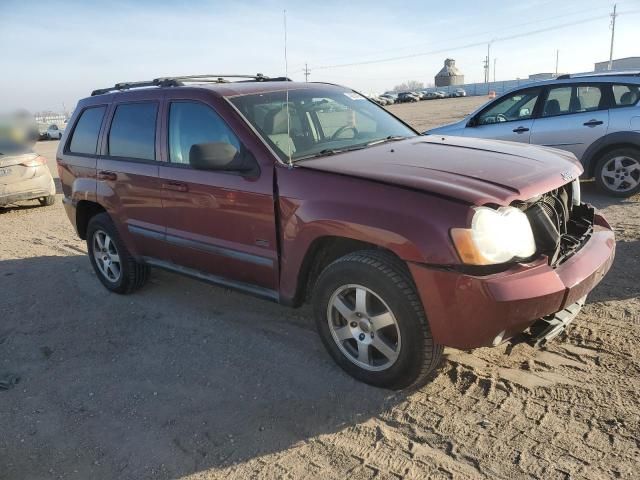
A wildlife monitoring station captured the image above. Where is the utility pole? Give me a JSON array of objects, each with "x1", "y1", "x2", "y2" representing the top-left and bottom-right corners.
[
  {"x1": 555, "y1": 50, "x2": 559, "y2": 76},
  {"x1": 493, "y1": 58, "x2": 497, "y2": 83},
  {"x1": 485, "y1": 43, "x2": 491, "y2": 83},
  {"x1": 303, "y1": 63, "x2": 311, "y2": 82},
  {"x1": 608, "y1": 3, "x2": 617, "y2": 70}
]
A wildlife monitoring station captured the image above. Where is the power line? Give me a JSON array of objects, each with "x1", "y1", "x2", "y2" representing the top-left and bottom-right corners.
[
  {"x1": 310, "y1": 11, "x2": 637, "y2": 72},
  {"x1": 293, "y1": 5, "x2": 612, "y2": 72}
]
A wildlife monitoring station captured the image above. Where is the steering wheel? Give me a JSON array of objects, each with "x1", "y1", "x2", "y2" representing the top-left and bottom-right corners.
[
  {"x1": 496, "y1": 113, "x2": 508, "y2": 123},
  {"x1": 331, "y1": 125, "x2": 359, "y2": 141}
]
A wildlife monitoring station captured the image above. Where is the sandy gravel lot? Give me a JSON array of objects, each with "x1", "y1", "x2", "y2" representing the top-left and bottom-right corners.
[{"x1": 1, "y1": 97, "x2": 639, "y2": 479}]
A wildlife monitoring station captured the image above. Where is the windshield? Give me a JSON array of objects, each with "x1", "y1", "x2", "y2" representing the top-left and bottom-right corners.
[{"x1": 229, "y1": 87, "x2": 417, "y2": 162}]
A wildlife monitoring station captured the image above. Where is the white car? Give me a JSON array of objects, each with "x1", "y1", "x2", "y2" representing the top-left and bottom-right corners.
[
  {"x1": 0, "y1": 147, "x2": 56, "y2": 207},
  {"x1": 45, "y1": 124, "x2": 64, "y2": 140}
]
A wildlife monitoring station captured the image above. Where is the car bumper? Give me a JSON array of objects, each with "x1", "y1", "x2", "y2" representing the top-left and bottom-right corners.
[
  {"x1": 408, "y1": 213, "x2": 615, "y2": 350},
  {"x1": 0, "y1": 172, "x2": 55, "y2": 206}
]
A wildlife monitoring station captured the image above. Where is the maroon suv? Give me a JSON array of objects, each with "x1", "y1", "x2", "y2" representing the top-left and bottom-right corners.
[{"x1": 57, "y1": 75, "x2": 615, "y2": 389}]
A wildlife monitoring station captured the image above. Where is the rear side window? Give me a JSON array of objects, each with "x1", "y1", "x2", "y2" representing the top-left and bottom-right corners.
[
  {"x1": 612, "y1": 84, "x2": 640, "y2": 107},
  {"x1": 108, "y1": 103, "x2": 158, "y2": 160},
  {"x1": 68, "y1": 106, "x2": 106, "y2": 155},
  {"x1": 168, "y1": 102, "x2": 240, "y2": 165},
  {"x1": 542, "y1": 85, "x2": 605, "y2": 117}
]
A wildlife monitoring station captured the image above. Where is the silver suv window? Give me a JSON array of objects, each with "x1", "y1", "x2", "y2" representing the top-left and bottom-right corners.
[
  {"x1": 476, "y1": 88, "x2": 541, "y2": 125},
  {"x1": 612, "y1": 84, "x2": 640, "y2": 107},
  {"x1": 542, "y1": 84, "x2": 606, "y2": 117}
]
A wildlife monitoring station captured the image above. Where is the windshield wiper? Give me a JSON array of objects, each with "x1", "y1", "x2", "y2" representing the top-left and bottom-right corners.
[
  {"x1": 365, "y1": 135, "x2": 408, "y2": 147},
  {"x1": 293, "y1": 136, "x2": 409, "y2": 163}
]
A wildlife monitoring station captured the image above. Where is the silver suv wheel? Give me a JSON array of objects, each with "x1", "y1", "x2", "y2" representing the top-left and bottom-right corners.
[
  {"x1": 600, "y1": 155, "x2": 640, "y2": 193},
  {"x1": 92, "y1": 229, "x2": 121, "y2": 283},
  {"x1": 327, "y1": 284, "x2": 401, "y2": 372}
]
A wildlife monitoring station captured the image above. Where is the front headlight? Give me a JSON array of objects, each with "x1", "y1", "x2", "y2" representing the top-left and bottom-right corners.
[{"x1": 451, "y1": 206, "x2": 536, "y2": 265}]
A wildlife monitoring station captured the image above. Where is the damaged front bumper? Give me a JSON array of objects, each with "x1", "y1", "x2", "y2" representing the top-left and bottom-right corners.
[{"x1": 408, "y1": 210, "x2": 615, "y2": 350}]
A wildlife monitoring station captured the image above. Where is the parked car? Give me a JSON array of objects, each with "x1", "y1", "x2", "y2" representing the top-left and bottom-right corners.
[
  {"x1": 421, "y1": 92, "x2": 439, "y2": 100},
  {"x1": 58, "y1": 75, "x2": 615, "y2": 389},
  {"x1": 396, "y1": 92, "x2": 419, "y2": 103},
  {"x1": 379, "y1": 94, "x2": 396, "y2": 104},
  {"x1": 0, "y1": 145, "x2": 56, "y2": 207},
  {"x1": 449, "y1": 88, "x2": 467, "y2": 98},
  {"x1": 370, "y1": 96, "x2": 391, "y2": 106},
  {"x1": 435, "y1": 91, "x2": 447, "y2": 98},
  {"x1": 45, "y1": 124, "x2": 64, "y2": 140},
  {"x1": 426, "y1": 71, "x2": 640, "y2": 197}
]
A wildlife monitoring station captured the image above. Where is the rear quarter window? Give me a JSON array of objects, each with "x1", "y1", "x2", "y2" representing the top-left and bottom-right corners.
[
  {"x1": 68, "y1": 106, "x2": 106, "y2": 155},
  {"x1": 612, "y1": 84, "x2": 640, "y2": 107},
  {"x1": 108, "y1": 103, "x2": 158, "y2": 160}
]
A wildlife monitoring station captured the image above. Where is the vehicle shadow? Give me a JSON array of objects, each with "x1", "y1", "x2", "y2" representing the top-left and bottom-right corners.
[
  {"x1": 581, "y1": 179, "x2": 640, "y2": 210},
  {"x1": 0, "y1": 203, "x2": 44, "y2": 214},
  {"x1": 0, "y1": 254, "x2": 415, "y2": 480},
  {"x1": 588, "y1": 239, "x2": 640, "y2": 303}
]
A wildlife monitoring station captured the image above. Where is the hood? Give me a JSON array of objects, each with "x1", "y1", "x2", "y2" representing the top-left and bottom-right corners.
[{"x1": 297, "y1": 136, "x2": 582, "y2": 206}]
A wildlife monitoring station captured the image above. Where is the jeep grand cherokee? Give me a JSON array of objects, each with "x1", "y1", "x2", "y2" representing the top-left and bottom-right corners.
[{"x1": 57, "y1": 75, "x2": 615, "y2": 389}]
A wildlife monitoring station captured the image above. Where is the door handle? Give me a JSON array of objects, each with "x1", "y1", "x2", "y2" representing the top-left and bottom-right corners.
[
  {"x1": 583, "y1": 119, "x2": 604, "y2": 127},
  {"x1": 97, "y1": 170, "x2": 117, "y2": 181},
  {"x1": 162, "y1": 181, "x2": 189, "y2": 192},
  {"x1": 512, "y1": 126, "x2": 530, "y2": 133}
]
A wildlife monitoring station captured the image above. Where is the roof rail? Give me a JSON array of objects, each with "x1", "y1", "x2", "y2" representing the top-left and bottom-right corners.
[
  {"x1": 90, "y1": 73, "x2": 291, "y2": 96},
  {"x1": 556, "y1": 70, "x2": 640, "y2": 80}
]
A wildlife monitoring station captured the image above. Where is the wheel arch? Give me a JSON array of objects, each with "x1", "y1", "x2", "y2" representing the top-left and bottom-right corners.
[
  {"x1": 582, "y1": 131, "x2": 640, "y2": 177},
  {"x1": 286, "y1": 235, "x2": 406, "y2": 307},
  {"x1": 75, "y1": 200, "x2": 107, "y2": 240}
]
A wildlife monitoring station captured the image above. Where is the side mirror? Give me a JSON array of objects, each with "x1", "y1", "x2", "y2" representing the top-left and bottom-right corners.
[{"x1": 189, "y1": 142, "x2": 257, "y2": 174}]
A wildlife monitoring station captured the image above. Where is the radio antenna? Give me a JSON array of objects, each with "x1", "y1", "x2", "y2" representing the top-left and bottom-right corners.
[{"x1": 283, "y1": 9, "x2": 293, "y2": 168}]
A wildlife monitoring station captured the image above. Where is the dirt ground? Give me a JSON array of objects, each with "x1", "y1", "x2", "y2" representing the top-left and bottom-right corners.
[{"x1": 1, "y1": 97, "x2": 639, "y2": 480}]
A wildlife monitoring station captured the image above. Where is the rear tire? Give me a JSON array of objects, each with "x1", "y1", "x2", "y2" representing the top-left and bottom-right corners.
[
  {"x1": 313, "y1": 250, "x2": 443, "y2": 390},
  {"x1": 38, "y1": 195, "x2": 55, "y2": 206},
  {"x1": 594, "y1": 147, "x2": 640, "y2": 197},
  {"x1": 86, "y1": 213, "x2": 149, "y2": 294}
]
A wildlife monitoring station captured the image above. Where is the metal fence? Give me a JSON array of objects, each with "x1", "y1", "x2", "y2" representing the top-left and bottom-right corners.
[{"x1": 423, "y1": 78, "x2": 537, "y2": 96}]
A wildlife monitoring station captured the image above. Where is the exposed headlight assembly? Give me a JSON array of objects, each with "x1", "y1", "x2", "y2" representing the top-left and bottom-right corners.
[{"x1": 451, "y1": 206, "x2": 536, "y2": 265}]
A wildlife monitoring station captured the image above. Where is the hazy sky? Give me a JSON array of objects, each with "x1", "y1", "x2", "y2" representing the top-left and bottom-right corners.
[{"x1": 1, "y1": 0, "x2": 639, "y2": 112}]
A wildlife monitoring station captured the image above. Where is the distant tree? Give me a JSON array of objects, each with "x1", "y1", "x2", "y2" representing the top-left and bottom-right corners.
[{"x1": 391, "y1": 80, "x2": 425, "y2": 92}]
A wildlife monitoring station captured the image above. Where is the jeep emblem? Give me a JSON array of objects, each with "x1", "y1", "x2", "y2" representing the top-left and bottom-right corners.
[{"x1": 561, "y1": 171, "x2": 574, "y2": 181}]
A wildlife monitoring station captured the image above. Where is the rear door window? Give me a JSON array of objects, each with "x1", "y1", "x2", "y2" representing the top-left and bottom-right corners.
[
  {"x1": 108, "y1": 103, "x2": 158, "y2": 160},
  {"x1": 612, "y1": 84, "x2": 640, "y2": 107},
  {"x1": 542, "y1": 84, "x2": 606, "y2": 117},
  {"x1": 68, "y1": 106, "x2": 106, "y2": 155},
  {"x1": 575, "y1": 85, "x2": 603, "y2": 111}
]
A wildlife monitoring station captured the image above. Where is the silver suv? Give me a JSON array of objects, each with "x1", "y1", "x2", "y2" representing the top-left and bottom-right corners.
[{"x1": 426, "y1": 72, "x2": 640, "y2": 197}]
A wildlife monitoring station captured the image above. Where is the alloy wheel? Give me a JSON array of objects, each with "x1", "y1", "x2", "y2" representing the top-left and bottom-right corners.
[
  {"x1": 327, "y1": 284, "x2": 401, "y2": 372},
  {"x1": 600, "y1": 155, "x2": 640, "y2": 193},
  {"x1": 92, "y1": 229, "x2": 121, "y2": 283}
]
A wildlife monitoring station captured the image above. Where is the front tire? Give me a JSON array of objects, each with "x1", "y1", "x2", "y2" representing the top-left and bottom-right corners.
[
  {"x1": 594, "y1": 147, "x2": 640, "y2": 197},
  {"x1": 313, "y1": 250, "x2": 443, "y2": 390},
  {"x1": 86, "y1": 213, "x2": 149, "y2": 294}
]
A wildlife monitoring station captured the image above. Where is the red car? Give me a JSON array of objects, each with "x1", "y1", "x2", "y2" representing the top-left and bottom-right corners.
[{"x1": 57, "y1": 75, "x2": 615, "y2": 389}]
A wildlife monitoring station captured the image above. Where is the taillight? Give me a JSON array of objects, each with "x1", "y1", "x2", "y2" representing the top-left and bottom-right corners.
[{"x1": 20, "y1": 156, "x2": 47, "y2": 167}]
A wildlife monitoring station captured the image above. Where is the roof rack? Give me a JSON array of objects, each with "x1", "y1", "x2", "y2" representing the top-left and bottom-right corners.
[
  {"x1": 90, "y1": 73, "x2": 291, "y2": 96},
  {"x1": 556, "y1": 70, "x2": 640, "y2": 80}
]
